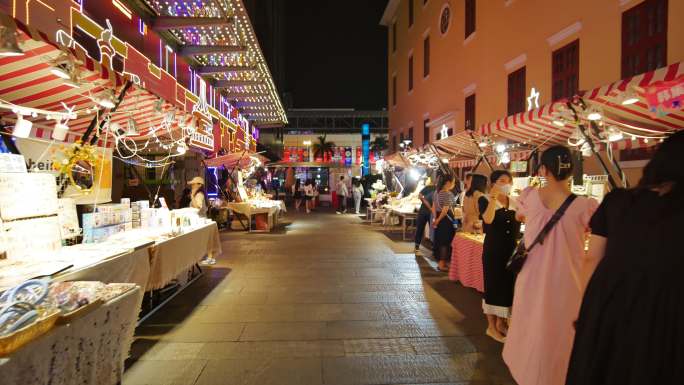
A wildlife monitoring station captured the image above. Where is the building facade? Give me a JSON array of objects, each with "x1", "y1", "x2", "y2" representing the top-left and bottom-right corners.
[{"x1": 381, "y1": 0, "x2": 684, "y2": 154}]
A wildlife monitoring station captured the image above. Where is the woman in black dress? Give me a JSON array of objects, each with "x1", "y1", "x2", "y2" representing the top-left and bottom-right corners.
[
  {"x1": 566, "y1": 131, "x2": 684, "y2": 385},
  {"x1": 478, "y1": 170, "x2": 520, "y2": 343},
  {"x1": 292, "y1": 178, "x2": 302, "y2": 211}
]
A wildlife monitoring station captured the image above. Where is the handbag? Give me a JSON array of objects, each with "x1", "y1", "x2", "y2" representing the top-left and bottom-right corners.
[{"x1": 506, "y1": 194, "x2": 577, "y2": 273}]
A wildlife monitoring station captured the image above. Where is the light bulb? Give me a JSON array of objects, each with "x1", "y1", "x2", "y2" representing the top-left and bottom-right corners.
[
  {"x1": 621, "y1": 97, "x2": 639, "y2": 105},
  {"x1": 496, "y1": 143, "x2": 506, "y2": 153},
  {"x1": 552, "y1": 119, "x2": 565, "y2": 127},
  {"x1": 52, "y1": 122, "x2": 69, "y2": 141},
  {"x1": 50, "y1": 66, "x2": 71, "y2": 79},
  {"x1": 12, "y1": 115, "x2": 32, "y2": 138}
]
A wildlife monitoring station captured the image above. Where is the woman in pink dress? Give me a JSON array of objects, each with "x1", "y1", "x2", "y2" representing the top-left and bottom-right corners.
[{"x1": 502, "y1": 145, "x2": 598, "y2": 385}]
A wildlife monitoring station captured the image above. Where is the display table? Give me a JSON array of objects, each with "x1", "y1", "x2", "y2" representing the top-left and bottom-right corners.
[
  {"x1": 448, "y1": 233, "x2": 485, "y2": 293},
  {"x1": 145, "y1": 223, "x2": 222, "y2": 290},
  {"x1": 0, "y1": 241, "x2": 153, "y2": 292},
  {"x1": 0, "y1": 286, "x2": 143, "y2": 385},
  {"x1": 225, "y1": 202, "x2": 280, "y2": 232},
  {"x1": 390, "y1": 208, "x2": 417, "y2": 240},
  {"x1": 56, "y1": 242, "x2": 153, "y2": 289}
]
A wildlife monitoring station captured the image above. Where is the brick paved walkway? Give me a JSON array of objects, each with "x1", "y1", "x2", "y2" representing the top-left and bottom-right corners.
[{"x1": 124, "y1": 211, "x2": 515, "y2": 385}]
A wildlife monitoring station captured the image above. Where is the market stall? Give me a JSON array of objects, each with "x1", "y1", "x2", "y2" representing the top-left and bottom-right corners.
[
  {"x1": 448, "y1": 233, "x2": 485, "y2": 292},
  {"x1": 205, "y1": 151, "x2": 286, "y2": 232},
  {"x1": 0, "y1": 282, "x2": 142, "y2": 385}
]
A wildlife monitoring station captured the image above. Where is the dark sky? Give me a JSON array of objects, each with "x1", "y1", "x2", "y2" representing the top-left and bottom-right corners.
[{"x1": 283, "y1": 1, "x2": 388, "y2": 111}]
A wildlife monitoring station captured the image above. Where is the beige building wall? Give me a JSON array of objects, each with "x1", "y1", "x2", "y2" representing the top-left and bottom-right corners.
[{"x1": 385, "y1": 0, "x2": 684, "y2": 148}]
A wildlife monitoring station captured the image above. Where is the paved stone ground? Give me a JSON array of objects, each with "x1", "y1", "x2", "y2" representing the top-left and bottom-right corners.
[{"x1": 124, "y1": 210, "x2": 515, "y2": 385}]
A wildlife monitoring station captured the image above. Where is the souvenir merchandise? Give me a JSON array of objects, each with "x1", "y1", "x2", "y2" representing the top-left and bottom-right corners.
[
  {"x1": 2, "y1": 217, "x2": 62, "y2": 260},
  {"x1": 56, "y1": 198, "x2": 80, "y2": 242},
  {"x1": 0, "y1": 173, "x2": 59, "y2": 221}
]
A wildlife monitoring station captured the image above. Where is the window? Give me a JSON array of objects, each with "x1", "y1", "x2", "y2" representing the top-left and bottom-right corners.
[
  {"x1": 408, "y1": 0, "x2": 414, "y2": 27},
  {"x1": 622, "y1": 0, "x2": 667, "y2": 78},
  {"x1": 423, "y1": 35, "x2": 430, "y2": 77},
  {"x1": 552, "y1": 40, "x2": 579, "y2": 101},
  {"x1": 408, "y1": 55, "x2": 414, "y2": 91},
  {"x1": 465, "y1": 0, "x2": 476, "y2": 38},
  {"x1": 408, "y1": 127, "x2": 414, "y2": 143},
  {"x1": 465, "y1": 94, "x2": 476, "y2": 132},
  {"x1": 392, "y1": 75, "x2": 397, "y2": 106},
  {"x1": 400, "y1": 132, "x2": 405, "y2": 146},
  {"x1": 392, "y1": 22, "x2": 397, "y2": 53},
  {"x1": 423, "y1": 118, "x2": 430, "y2": 144},
  {"x1": 508, "y1": 66, "x2": 526, "y2": 115}
]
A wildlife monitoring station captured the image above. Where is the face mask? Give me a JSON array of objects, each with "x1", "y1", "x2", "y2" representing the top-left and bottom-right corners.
[{"x1": 499, "y1": 184, "x2": 512, "y2": 195}]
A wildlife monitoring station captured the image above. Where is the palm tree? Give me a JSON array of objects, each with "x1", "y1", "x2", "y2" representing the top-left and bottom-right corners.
[
  {"x1": 370, "y1": 135, "x2": 389, "y2": 154},
  {"x1": 313, "y1": 134, "x2": 336, "y2": 158}
]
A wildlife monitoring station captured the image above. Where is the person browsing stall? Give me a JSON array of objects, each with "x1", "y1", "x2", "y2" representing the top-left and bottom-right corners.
[
  {"x1": 566, "y1": 131, "x2": 684, "y2": 385},
  {"x1": 432, "y1": 174, "x2": 458, "y2": 272},
  {"x1": 502, "y1": 145, "x2": 598, "y2": 385},
  {"x1": 478, "y1": 170, "x2": 520, "y2": 343},
  {"x1": 414, "y1": 177, "x2": 436, "y2": 255}
]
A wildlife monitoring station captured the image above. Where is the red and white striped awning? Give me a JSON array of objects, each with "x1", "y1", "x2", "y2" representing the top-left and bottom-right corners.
[
  {"x1": 449, "y1": 150, "x2": 532, "y2": 169},
  {"x1": 0, "y1": 18, "x2": 125, "y2": 147},
  {"x1": 204, "y1": 151, "x2": 269, "y2": 169},
  {"x1": 0, "y1": 17, "x2": 193, "y2": 147},
  {"x1": 432, "y1": 129, "x2": 480, "y2": 157},
  {"x1": 477, "y1": 62, "x2": 684, "y2": 150}
]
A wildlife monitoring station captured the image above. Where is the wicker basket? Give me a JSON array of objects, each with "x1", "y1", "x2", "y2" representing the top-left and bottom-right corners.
[
  {"x1": 56, "y1": 299, "x2": 103, "y2": 325},
  {"x1": 0, "y1": 311, "x2": 59, "y2": 356}
]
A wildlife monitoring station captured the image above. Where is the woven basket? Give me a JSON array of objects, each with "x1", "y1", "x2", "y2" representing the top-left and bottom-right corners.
[
  {"x1": 56, "y1": 299, "x2": 103, "y2": 325},
  {"x1": 0, "y1": 311, "x2": 59, "y2": 356}
]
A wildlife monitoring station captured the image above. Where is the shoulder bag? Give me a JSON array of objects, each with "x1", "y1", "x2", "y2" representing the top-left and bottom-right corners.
[{"x1": 506, "y1": 194, "x2": 577, "y2": 273}]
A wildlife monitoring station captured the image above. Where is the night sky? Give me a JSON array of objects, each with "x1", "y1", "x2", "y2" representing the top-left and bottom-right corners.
[{"x1": 283, "y1": 1, "x2": 388, "y2": 111}]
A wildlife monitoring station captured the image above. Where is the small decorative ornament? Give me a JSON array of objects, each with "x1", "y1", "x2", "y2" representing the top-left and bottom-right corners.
[
  {"x1": 439, "y1": 3, "x2": 451, "y2": 35},
  {"x1": 527, "y1": 87, "x2": 540, "y2": 111},
  {"x1": 440, "y1": 124, "x2": 450, "y2": 139}
]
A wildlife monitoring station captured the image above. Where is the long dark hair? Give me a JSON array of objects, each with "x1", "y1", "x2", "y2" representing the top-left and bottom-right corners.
[
  {"x1": 295, "y1": 178, "x2": 301, "y2": 190},
  {"x1": 638, "y1": 130, "x2": 684, "y2": 199},
  {"x1": 466, "y1": 174, "x2": 488, "y2": 196},
  {"x1": 437, "y1": 173, "x2": 455, "y2": 191}
]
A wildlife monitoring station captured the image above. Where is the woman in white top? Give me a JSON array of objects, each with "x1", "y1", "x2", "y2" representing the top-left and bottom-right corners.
[
  {"x1": 352, "y1": 178, "x2": 364, "y2": 214},
  {"x1": 304, "y1": 178, "x2": 315, "y2": 214},
  {"x1": 188, "y1": 176, "x2": 213, "y2": 265},
  {"x1": 188, "y1": 176, "x2": 207, "y2": 217}
]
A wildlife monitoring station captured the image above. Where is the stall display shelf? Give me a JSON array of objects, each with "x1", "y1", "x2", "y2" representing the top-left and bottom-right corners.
[{"x1": 0, "y1": 286, "x2": 143, "y2": 385}]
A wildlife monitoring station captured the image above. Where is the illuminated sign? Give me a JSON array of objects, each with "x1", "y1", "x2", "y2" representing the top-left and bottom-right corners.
[{"x1": 527, "y1": 87, "x2": 540, "y2": 111}]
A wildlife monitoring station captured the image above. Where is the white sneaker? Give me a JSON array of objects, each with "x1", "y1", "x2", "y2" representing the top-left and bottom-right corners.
[
  {"x1": 200, "y1": 257, "x2": 216, "y2": 266},
  {"x1": 336, "y1": 211, "x2": 341, "y2": 215}
]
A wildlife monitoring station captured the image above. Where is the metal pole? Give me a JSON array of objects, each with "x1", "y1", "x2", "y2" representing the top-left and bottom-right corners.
[
  {"x1": 566, "y1": 101, "x2": 619, "y2": 189},
  {"x1": 589, "y1": 120, "x2": 630, "y2": 188},
  {"x1": 467, "y1": 130, "x2": 494, "y2": 171},
  {"x1": 83, "y1": 80, "x2": 134, "y2": 145}
]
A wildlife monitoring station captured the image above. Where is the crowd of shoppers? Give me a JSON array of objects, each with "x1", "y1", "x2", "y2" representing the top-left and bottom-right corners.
[{"x1": 441, "y1": 133, "x2": 682, "y2": 385}]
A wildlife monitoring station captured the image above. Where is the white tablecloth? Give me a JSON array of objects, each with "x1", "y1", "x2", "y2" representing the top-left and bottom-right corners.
[
  {"x1": 0, "y1": 286, "x2": 143, "y2": 385},
  {"x1": 57, "y1": 247, "x2": 151, "y2": 289},
  {"x1": 146, "y1": 223, "x2": 222, "y2": 290}
]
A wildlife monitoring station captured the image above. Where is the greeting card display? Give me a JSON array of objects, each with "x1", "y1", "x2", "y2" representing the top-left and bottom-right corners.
[{"x1": 0, "y1": 173, "x2": 58, "y2": 221}]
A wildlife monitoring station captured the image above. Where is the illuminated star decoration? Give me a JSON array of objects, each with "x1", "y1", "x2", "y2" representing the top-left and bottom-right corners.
[
  {"x1": 527, "y1": 87, "x2": 540, "y2": 111},
  {"x1": 440, "y1": 124, "x2": 450, "y2": 139}
]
